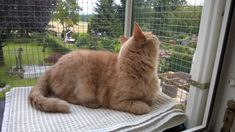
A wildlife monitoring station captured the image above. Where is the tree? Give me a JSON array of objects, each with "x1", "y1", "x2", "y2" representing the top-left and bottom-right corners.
[
  {"x1": 115, "y1": 0, "x2": 126, "y2": 33},
  {"x1": 89, "y1": 0, "x2": 122, "y2": 37},
  {"x1": 133, "y1": 0, "x2": 203, "y2": 73},
  {"x1": 54, "y1": 0, "x2": 82, "y2": 31},
  {"x1": 0, "y1": 0, "x2": 56, "y2": 66},
  {"x1": 147, "y1": 0, "x2": 187, "y2": 38},
  {"x1": 166, "y1": 6, "x2": 202, "y2": 35},
  {"x1": 133, "y1": 1, "x2": 155, "y2": 31}
]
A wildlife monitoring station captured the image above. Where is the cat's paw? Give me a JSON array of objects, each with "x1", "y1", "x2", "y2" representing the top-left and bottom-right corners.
[
  {"x1": 85, "y1": 102, "x2": 101, "y2": 109},
  {"x1": 131, "y1": 101, "x2": 150, "y2": 115}
]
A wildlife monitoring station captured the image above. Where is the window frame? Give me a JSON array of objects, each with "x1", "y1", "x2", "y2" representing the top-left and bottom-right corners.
[
  {"x1": 185, "y1": 0, "x2": 232, "y2": 130},
  {"x1": 124, "y1": 0, "x2": 232, "y2": 130}
]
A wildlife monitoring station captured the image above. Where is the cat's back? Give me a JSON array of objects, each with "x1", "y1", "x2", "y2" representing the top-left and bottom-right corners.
[
  {"x1": 59, "y1": 49, "x2": 117, "y2": 63},
  {"x1": 47, "y1": 49, "x2": 118, "y2": 91},
  {"x1": 52, "y1": 49, "x2": 118, "y2": 72}
]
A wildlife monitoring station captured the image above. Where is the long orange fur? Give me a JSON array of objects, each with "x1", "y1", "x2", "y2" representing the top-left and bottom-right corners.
[{"x1": 29, "y1": 23, "x2": 160, "y2": 114}]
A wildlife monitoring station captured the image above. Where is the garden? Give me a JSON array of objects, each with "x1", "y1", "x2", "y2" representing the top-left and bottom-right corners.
[{"x1": 0, "y1": 0, "x2": 202, "y2": 101}]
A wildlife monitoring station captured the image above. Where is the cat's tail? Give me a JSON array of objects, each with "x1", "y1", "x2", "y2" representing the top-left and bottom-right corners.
[{"x1": 28, "y1": 74, "x2": 70, "y2": 113}]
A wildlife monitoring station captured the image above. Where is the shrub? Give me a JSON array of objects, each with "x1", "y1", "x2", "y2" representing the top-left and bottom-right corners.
[
  {"x1": 159, "y1": 43, "x2": 194, "y2": 73},
  {"x1": 159, "y1": 59, "x2": 170, "y2": 73},
  {"x1": 46, "y1": 34, "x2": 70, "y2": 53},
  {"x1": 30, "y1": 32, "x2": 47, "y2": 44},
  {"x1": 114, "y1": 42, "x2": 121, "y2": 53},
  {"x1": 174, "y1": 46, "x2": 194, "y2": 56},
  {"x1": 167, "y1": 51, "x2": 193, "y2": 73},
  {"x1": 0, "y1": 81, "x2": 6, "y2": 88},
  {"x1": 47, "y1": 30, "x2": 57, "y2": 37},
  {"x1": 75, "y1": 33, "x2": 91, "y2": 48},
  {"x1": 97, "y1": 37, "x2": 118, "y2": 51}
]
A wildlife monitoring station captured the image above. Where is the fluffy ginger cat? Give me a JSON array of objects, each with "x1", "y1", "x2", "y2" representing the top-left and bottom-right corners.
[{"x1": 29, "y1": 23, "x2": 160, "y2": 115}]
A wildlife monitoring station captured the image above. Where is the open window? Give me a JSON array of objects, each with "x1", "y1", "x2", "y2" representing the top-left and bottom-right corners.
[
  {"x1": 0, "y1": 0, "x2": 233, "y2": 131},
  {"x1": 128, "y1": 0, "x2": 233, "y2": 130}
]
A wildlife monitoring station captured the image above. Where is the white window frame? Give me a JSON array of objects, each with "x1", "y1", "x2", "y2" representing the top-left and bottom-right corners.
[
  {"x1": 185, "y1": 0, "x2": 232, "y2": 130},
  {"x1": 124, "y1": 0, "x2": 232, "y2": 131}
]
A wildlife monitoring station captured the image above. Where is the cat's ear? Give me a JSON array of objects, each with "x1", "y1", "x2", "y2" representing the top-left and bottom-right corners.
[
  {"x1": 118, "y1": 35, "x2": 128, "y2": 45},
  {"x1": 133, "y1": 22, "x2": 145, "y2": 40}
]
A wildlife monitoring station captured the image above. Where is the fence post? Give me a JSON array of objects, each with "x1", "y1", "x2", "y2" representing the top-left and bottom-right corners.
[{"x1": 124, "y1": 0, "x2": 133, "y2": 37}]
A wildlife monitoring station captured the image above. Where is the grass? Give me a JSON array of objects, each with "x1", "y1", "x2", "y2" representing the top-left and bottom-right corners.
[
  {"x1": 3, "y1": 41, "x2": 54, "y2": 67},
  {"x1": 0, "y1": 32, "x2": 115, "y2": 98},
  {"x1": 0, "y1": 34, "x2": 80, "y2": 89},
  {"x1": 0, "y1": 40, "x2": 54, "y2": 87}
]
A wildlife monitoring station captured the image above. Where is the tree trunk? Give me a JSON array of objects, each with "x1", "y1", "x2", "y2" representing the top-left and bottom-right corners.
[
  {"x1": 0, "y1": 43, "x2": 4, "y2": 66},
  {"x1": 0, "y1": 30, "x2": 10, "y2": 67}
]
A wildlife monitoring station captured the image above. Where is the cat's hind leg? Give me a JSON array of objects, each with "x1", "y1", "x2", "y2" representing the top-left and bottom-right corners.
[
  {"x1": 111, "y1": 100, "x2": 150, "y2": 114},
  {"x1": 73, "y1": 83, "x2": 100, "y2": 109}
]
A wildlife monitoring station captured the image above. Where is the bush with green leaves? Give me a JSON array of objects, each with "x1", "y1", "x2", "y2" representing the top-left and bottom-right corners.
[
  {"x1": 114, "y1": 42, "x2": 121, "y2": 53},
  {"x1": 159, "y1": 43, "x2": 194, "y2": 73},
  {"x1": 0, "y1": 81, "x2": 6, "y2": 88},
  {"x1": 74, "y1": 33, "x2": 91, "y2": 48},
  {"x1": 174, "y1": 45, "x2": 195, "y2": 55},
  {"x1": 97, "y1": 37, "x2": 119, "y2": 51},
  {"x1": 167, "y1": 51, "x2": 193, "y2": 73},
  {"x1": 159, "y1": 59, "x2": 170, "y2": 73},
  {"x1": 46, "y1": 34, "x2": 70, "y2": 53},
  {"x1": 30, "y1": 32, "x2": 47, "y2": 44}
]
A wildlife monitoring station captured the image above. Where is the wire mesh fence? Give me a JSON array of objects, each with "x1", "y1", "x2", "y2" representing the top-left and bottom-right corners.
[
  {"x1": 0, "y1": 0, "x2": 204, "y2": 104},
  {"x1": 133, "y1": 0, "x2": 204, "y2": 104},
  {"x1": 0, "y1": 0, "x2": 125, "y2": 97}
]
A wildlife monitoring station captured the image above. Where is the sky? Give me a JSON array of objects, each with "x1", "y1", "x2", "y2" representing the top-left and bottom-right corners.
[{"x1": 77, "y1": 0, "x2": 204, "y2": 15}]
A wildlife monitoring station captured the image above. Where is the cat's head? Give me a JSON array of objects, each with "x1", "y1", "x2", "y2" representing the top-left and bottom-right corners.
[{"x1": 118, "y1": 22, "x2": 160, "y2": 59}]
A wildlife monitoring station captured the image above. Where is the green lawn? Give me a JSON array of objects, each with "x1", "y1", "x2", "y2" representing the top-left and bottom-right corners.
[
  {"x1": 0, "y1": 33, "x2": 116, "y2": 96},
  {"x1": 0, "y1": 34, "x2": 80, "y2": 88},
  {"x1": 0, "y1": 40, "x2": 54, "y2": 87},
  {"x1": 3, "y1": 41, "x2": 54, "y2": 67}
]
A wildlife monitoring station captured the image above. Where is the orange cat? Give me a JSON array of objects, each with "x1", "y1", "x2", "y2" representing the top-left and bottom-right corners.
[{"x1": 29, "y1": 23, "x2": 160, "y2": 114}]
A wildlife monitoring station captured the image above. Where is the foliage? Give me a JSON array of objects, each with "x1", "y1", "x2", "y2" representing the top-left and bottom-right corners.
[
  {"x1": 114, "y1": 42, "x2": 121, "y2": 53},
  {"x1": 30, "y1": 32, "x2": 47, "y2": 44},
  {"x1": 0, "y1": 81, "x2": 6, "y2": 88},
  {"x1": 0, "y1": 0, "x2": 56, "y2": 33},
  {"x1": 74, "y1": 33, "x2": 91, "y2": 48},
  {"x1": 97, "y1": 37, "x2": 119, "y2": 51},
  {"x1": 0, "y1": 41, "x2": 49, "y2": 87},
  {"x1": 174, "y1": 44, "x2": 195, "y2": 55},
  {"x1": 133, "y1": 0, "x2": 202, "y2": 73},
  {"x1": 149, "y1": 0, "x2": 187, "y2": 36},
  {"x1": 2, "y1": 41, "x2": 53, "y2": 67},
  {"x1": 134, "y1": 0, "x2": 202, "y2": 40},
  {"x1": 54, "y1": 0, "x2": 82, "y2": 30},
  {"x1": 133, "y1": 1, "x2": 155, "y2": 31},
  {"x1": 159, "y1": 59, "x2": 170, "y2": 73},
  {"x1": 159, "y1": 43, "x2": 194, "y2": 73},
  {"x1": 0, "y1": 0, "x2": 56, "y2": 66},
  {"x1": 46, "y1": 34, "x2": 72, "y2": 53},
  {"x1": 89, "y1": 0, "x2": 124, "y2": 37},
  {"x1": 114, "y1": 0, "x2": 126, "y2": 35},
  {"x1": 166, "y1": 6, "x2": 203, "y2": 35}
]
